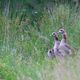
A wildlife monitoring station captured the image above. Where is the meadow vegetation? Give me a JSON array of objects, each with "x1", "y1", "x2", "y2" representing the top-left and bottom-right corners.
[{"x1": 0, "y1": 0, "x2": 80, "y2": 80}]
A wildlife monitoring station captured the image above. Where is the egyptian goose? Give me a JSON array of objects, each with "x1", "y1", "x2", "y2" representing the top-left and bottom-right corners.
[
  {"x1": 59, "y1": 28, "x2": 73, "y2": 55},
  {"x1": 51, "y1": 32, "x2": 63, "y2": 56}
]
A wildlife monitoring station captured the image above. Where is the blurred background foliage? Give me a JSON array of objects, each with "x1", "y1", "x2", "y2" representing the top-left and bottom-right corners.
[
  {"x1": 0, "y1": 0, "x2": 80, "y2": 80},
  {"x1": 0, "y1": 0, "x2": 80, "y2": 22}
]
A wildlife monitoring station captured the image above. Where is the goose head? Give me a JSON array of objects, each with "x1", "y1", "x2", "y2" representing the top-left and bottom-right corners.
[
  {"x1": 52, "y1": 32, "x2": 58, "y2": 37},
  {"x1": 47, "y1": 49, "x2": 55, "y2": 58},
  {"x1": 59, "y1": 28, "x2": 65, "y2": 35},
  {"x1": 59, "y1": 28, "x2": 67, "y2": 42},
  {"x1": 51, "y1": 32, "x2": 58, "y2": 41}
]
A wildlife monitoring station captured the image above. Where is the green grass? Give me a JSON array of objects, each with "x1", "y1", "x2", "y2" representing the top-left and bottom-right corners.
[{"x1": 0, "y1": 4, "x2": 80, "y2": 80}]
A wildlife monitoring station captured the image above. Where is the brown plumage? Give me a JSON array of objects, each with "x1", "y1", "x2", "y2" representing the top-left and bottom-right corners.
[
  {"x1": 52, "y1": 32, "x2": 63, "y2": 56},
  {"x1": 59, "y1": 28, "x2": 74, "y2": 55}
]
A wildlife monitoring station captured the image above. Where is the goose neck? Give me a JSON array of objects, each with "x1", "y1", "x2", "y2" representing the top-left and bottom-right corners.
[
  {"x1": 62, "y1": 34, "x2": 66, "y2": 41},
  {"x1": 53, "y1": 36, "x2": 58, "y2": 40}
]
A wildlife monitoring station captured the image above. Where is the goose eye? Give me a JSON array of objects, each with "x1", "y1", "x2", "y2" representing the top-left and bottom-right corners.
[
  {"x1": 60, "y1": 30, "x2": 63, "y2": 31},
  {"x1": 53, "y1": 34, "x2": 56, "y2": 36},
  {"x1": 50, "y1": 50, "x2": 52, "y2": 53}
]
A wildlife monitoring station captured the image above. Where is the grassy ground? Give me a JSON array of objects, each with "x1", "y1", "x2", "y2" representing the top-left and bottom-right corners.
[{"x1": 0, "y1": 4, "x2": 80, "y2": 80}]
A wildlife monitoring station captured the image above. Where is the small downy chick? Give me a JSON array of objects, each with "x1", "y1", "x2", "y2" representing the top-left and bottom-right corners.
[{"x1": 47, "y1": 49, "x2": 55, "y2": 58}]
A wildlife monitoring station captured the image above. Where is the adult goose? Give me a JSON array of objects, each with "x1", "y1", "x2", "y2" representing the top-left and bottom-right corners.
[
  {"x1": 52, "y1": 32, "x2": 64, "y2": 57},
  {"x1": 49, "y1": 32, "x2": 64, "y2": 56},
  {"x1": 59, "y1": 28, "x2": 74, "y2": 55}
]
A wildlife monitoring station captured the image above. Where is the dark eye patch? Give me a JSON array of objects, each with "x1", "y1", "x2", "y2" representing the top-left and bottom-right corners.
[
  {"x1": 60, "y1": 30, "x2": 63, "y2": 31},
  {"x1": 50, "y1": 50, "x2": 52, "y2": 53}
]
